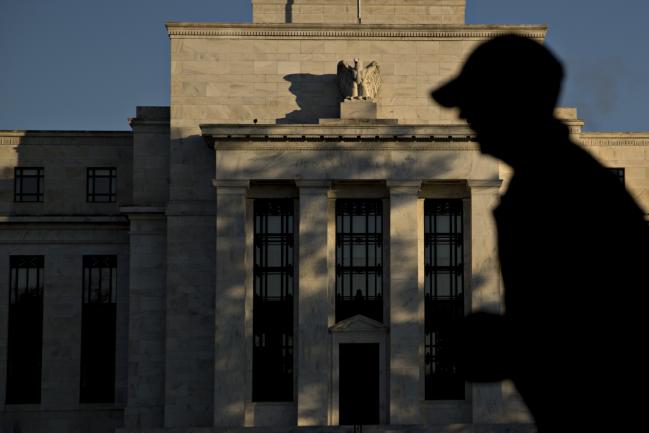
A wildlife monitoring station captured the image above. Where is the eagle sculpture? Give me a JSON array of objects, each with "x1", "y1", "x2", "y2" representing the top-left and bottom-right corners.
[{"x1": 337, "y1": 59, "x2": 382, "y2": 100}]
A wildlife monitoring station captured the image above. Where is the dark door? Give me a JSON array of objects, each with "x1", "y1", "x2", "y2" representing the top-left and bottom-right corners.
[{"x1": 339, "y1": 343, "x2": 380, "y2": 425}]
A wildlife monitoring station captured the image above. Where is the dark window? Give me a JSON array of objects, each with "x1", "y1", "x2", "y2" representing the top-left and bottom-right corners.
[
  {"x1": 609, "y1": 167, "x2": 625, "y2": 184},
  {"x1": 424, "y1": 200, "x2": 465, "y2": 400},
  {"x1": 87, "y1": 168, "x2": 116, "y2": 202},
  {"x1": 14, "y1": 167, "x2": 44, "y2": 202},
  {"x1": 6, "y1": 255, "x2": 44, "y2": 404},
  {"x1": 80, "y1": 255, "x2": 117, "y2": 403},
  {"x1": 335, "y1": 199, "x2": 383, "y2": 323},
  {"x1": 252, "y1": 200, "x2": 294, "y2": 401}
]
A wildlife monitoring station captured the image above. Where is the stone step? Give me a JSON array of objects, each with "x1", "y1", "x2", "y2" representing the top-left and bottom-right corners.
[{"x1": 116, "y1": 424, "x2": 536, "y2": 433}]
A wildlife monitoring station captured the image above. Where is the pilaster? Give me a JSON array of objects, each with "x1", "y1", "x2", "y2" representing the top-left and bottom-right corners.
[
  {"x1": 467, "y1": 179, "x2": 505, "y2": 423},
  {"x1": 164, "y1": 199, "x2": 216, "y2": 427},
  {"x1": 213, "y1": 180, "x2": 249, "y2": 426},
  {"x1": 296, "y1": 181, "x2": 331, "y2": 426},
  {"x1": 387, "y1": 180, "x2": 422, "y2": 424},
  {"x1": 122, "y1": 207, "x2": 166, "y2": 428}
]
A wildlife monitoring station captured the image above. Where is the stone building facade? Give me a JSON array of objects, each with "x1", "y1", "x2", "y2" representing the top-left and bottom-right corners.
[{"x1": 1, "y1": 1, "x2": 648, "y2": 432}]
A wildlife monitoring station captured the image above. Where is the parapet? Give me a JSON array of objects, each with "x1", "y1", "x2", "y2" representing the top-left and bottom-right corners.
[
  {"x1": 134, "y1": 106, "x2": 170, "y2": 122},
  {"x1": 252, "y1": 0, "x2": 466, "y2": 25}
]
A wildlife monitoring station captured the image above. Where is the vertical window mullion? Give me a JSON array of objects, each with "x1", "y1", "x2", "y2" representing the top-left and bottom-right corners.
[
  {"x1": 87, "y1": 169, "x2": 93, "y2": 201},
  {"x1": 108, "y1": 262, "x2": 113, "y2": 303},
  {"x1": 19, "y1": 170, "x2": 24, "y2": 198}
]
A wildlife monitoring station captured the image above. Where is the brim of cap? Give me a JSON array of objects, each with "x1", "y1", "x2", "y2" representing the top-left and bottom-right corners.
[{"x1": 431, "y1": 77, "x2": 464, "y2": 108}]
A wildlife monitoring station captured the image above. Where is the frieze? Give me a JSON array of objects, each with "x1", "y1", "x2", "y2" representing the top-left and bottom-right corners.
[
  {"x1": 579, "y1": 134, "x2": 649, "y2": 147},
  {"x1": 579, "y1": 137, "x2": 649, "y2": 147},
  {"x1": 211, "y1": 141, "x2": 479, "y2": 151}
]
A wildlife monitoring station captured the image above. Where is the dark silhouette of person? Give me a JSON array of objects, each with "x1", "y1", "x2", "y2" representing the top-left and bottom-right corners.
[{"x1": 431, "y1": 34, "x2": 649, "y2": 432}]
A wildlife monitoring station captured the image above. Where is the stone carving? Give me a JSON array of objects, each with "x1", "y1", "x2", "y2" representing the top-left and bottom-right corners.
[{"x1": 337, "y1": 59, "x2": 382, "y2": 100}]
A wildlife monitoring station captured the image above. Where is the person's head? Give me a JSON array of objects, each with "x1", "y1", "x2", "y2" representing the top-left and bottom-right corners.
[{"x1": 431, "y1": 34, "x2": 564, "y2": 163}]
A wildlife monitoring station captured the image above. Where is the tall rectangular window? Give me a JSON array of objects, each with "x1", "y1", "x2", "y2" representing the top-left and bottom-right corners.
[
  {"x1": 335, "y1": 199, "x2": 383, "y2": 323},
  {"x1": 252, "y1": 200, "x2": 294, "y2": 401},
  {"x1": 14, "y1": 167, "x2": 44, "y2": 202},
  {"x1": 424, "y1": 200, "x2": 465, "y2": 400},
  {"x1": 87, "y1": 168, "x2": 116, "y2": 202},
  {"x1": 6, "y1": 255, "x2": 44, "y2": 404},
  {"x1": 80, "y1": 255, "x2": 117, "y2": 403}
]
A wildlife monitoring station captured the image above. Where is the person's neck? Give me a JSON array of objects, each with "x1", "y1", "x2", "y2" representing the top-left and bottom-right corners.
[{"x1": 509, "y1": 118, "x2": 570, "y2": 171}]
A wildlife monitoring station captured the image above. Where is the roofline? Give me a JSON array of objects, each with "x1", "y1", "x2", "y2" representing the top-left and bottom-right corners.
[{"x1": 0, "y1": 130, "x2": 132, "y2": 137}]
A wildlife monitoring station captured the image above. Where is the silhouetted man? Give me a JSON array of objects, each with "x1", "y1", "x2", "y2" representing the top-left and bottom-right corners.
[{"x1": 432, "y1": 35, "x2": 649, "y2": 432}]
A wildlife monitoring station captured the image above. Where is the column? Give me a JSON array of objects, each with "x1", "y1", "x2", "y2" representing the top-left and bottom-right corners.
[
  {"x1": 213, "y1": 180, "x2": 249, "y2": 426},
  {"x1": 388, "y1": 181, "x2": 422, "y2": 424},
  {"x1": 467, "y1": 179, "x2": 506, "y2": 423},
  {"x1": 296, "y1": 181, "x2": 330, "y2": 426}
]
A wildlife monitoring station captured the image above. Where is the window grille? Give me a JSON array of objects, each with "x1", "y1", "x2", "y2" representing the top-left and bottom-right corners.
[
  {"x1": 424, "y1": 200, "x2": 465, "y2": 400},
  {"x1": 6, "y1": 255, "x2": 44, "y2": 404},
  {"x1": 14, "y1": 167, "x2": 44, "y2": 202},
  {"x1": 335, "y1": 199, "x2": 383, "y2": 323},
  {"x1": 80, "y1": 255, "x2": 117, "y2": 403},
  {"x1": 87, "y1": 167, "x2": 116, "y2": 202},
  {"x1": 609, "y1": 167, "x2": 625, "y2": 184},
  {"x1": 252, "y1": 199, "x2": 294, "y2": 401}
]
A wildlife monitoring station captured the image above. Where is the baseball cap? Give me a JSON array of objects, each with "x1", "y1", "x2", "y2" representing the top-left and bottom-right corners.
[{"x1": 431, "y1": 34, "x2": 564, "y2": 111}]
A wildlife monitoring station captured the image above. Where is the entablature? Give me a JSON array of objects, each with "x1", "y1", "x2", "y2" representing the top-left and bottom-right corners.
[{"x1": 204, "y1": 123, "x2": 497, "y2": 183}]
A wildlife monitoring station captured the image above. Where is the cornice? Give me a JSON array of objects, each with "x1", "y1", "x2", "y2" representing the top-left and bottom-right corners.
[
  {"x1": 202, "y1": 123, "x2": 477, "y2": 151},
  {"x1": 0, "y1": 215, "x2": 129, "y2": 225},
  {"x1": 166, "y1": 22, "x2": 547, "y2": 40},
  {"x1": 127, "y1": 118, "x2": 170, "y2": 132},
  {"x1": 466, "y1": 179, "x2": 503, "y2": 189},
  {"x1": 0, "y1": 131, "x2": 132, "y2": 146},
  {"x1": 120, "y1": 206, "x2": 166, "y2": 215},
  {"x1": 578, "y1": 133, "x2": 649, "y2": 147}
]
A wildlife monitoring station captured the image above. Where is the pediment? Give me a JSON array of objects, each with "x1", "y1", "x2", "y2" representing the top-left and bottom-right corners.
[{"x1": 329, "y1": 314, "x2": 388, "y2": 333}]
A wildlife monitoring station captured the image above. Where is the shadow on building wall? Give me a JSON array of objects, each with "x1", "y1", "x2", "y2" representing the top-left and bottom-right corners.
[{"x1": 277, "y1": 74, "x2": 340, "y2": 124}]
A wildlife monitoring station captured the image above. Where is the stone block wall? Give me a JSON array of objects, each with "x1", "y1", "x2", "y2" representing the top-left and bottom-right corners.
[
  {"x1": 168, "y1": 23, "x2": 546, "y2": 128},
  {"x1": 252, "y1": 0, "x2": 466, "y2": 25},
  {"x1": 0, "y1": 132, "x2": 133, "y2": 215},
  {"x1": 0, "y1": 131, "x2": 133, "y2": 433},
  {"x1": 0, "y1": 225, "x2": 130, "y2": 433},
  {"x1": 129, "y1": 107, "x2": 170, "y2": 207}
]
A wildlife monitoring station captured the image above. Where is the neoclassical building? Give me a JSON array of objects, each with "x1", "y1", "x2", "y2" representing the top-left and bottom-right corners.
[{"x1": 1, "y1": 1, "x2": 648, "y2": 432}]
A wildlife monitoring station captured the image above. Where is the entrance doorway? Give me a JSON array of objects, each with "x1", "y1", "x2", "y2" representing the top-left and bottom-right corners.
[{"x1": 339, "y1": 343, "x2": 380, "y2": 425}]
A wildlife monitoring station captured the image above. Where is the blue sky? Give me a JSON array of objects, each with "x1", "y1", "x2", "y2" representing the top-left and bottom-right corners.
[{"x1": 0, "y1": 0, "x2": 647, "y2": 131}]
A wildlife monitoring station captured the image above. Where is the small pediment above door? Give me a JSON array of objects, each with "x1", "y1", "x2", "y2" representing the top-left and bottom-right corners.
[{"x1": 329, "y1": 314, "x2": 388, "y2": 334}]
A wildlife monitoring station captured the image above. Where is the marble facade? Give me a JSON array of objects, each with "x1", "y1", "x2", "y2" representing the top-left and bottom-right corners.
[{"x1": 2, "y1": 1, "x2": 649, "y2": 433}]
